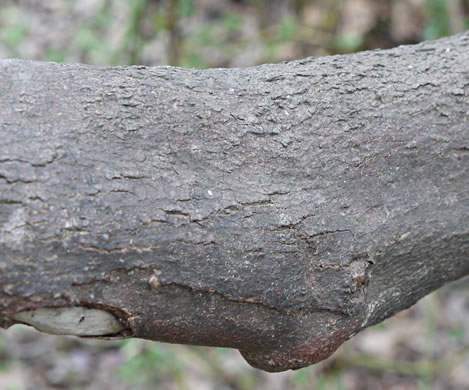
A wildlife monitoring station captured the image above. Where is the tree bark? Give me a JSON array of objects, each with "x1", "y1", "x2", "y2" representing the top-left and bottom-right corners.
[{"x1": 0, "y1": 32, "x2": 468, "y2": 372}]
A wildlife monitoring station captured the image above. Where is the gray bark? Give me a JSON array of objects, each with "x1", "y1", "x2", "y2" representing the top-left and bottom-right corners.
[{"x1": 0, "y1": 32, "x2": 468, "y2": 372}]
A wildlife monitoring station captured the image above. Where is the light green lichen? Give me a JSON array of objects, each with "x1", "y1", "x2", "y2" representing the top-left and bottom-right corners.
[{"x1": 13, "y1": 307, "x2": 125, "y2": 336}]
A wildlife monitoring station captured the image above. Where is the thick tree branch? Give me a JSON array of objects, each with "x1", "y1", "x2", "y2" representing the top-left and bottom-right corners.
[{"x1": 0, "y1": 33, "x2": 468, "y2": 372}]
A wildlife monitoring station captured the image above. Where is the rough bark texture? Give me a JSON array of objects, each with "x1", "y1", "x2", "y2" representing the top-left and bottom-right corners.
[{"x1": 0, "y1": 33, "x2": 468, "y2": 372}]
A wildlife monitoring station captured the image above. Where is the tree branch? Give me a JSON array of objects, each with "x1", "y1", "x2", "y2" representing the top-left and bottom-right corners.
[{"x1": 0, "y1": 32, "x2": 468, "y2": 372}]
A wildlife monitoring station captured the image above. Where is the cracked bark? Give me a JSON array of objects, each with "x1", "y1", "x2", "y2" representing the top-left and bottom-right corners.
[{"x1": 1, "y1": 33, "x2": 469, "y2": 372}]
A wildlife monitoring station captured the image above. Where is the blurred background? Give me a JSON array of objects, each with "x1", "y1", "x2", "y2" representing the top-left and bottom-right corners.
[
  {"x1": 0, "y1": 0, "x2": 469, "y2": 389},
  {"x1": 0, "y1": 0, "x2": 468, "y2": 67}
]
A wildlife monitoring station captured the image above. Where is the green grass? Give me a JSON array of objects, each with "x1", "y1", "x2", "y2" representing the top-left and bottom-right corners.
[
  {"x1": 424, "y1": 0, "x2": 451, "y2": 40},
  {"x1": 0, "y1": 6, "x2": 29, "y2": 56},
  {"x1": 119, "y1": 340, "x2": 186, "y2": 388}
]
